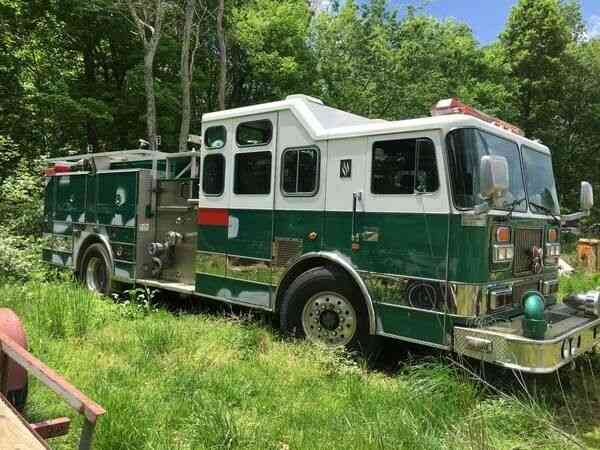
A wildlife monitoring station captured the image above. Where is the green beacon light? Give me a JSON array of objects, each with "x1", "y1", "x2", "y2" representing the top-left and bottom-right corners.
[{"x1": 522, "y1": 291, "x2": 547, "y2": 340}]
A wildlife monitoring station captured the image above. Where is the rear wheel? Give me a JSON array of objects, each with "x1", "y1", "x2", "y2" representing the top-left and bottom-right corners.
[
  {"x1": 80, "y1": 243, "x2": 113, "y2": 295},
  {"x1": 280, "y1": 265, "x2": 371, "y2": 351}
]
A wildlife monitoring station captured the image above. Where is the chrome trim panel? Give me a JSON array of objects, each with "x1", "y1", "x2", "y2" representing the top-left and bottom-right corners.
[
  {"x1": 43, "y1": 233, "x2": 73, "y2": 253},
  {"x1": 450, "y1": 284, "x2": 483, "y2": 317},
  {"x1": 195, "y1": 251, "x2": 227, "y2": 277},
  {"x1": 363, "y1": 274, "x2": 408, "y2": 307},
  {"x1": 227, "y1": 255, "x2": 271, "y2": 284}
]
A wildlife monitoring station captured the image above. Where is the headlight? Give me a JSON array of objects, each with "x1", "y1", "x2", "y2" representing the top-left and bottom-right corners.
[
  {"x1": 493, "y1": 244, "x2": 514, "y2": 263},
  {"x1": 545, "y1": 243, "x2": 561, "y2": 260}
]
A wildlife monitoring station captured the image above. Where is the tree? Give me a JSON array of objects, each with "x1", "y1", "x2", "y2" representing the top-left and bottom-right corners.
[
  {"x1": 500, "y1": 0, "x2": 600, "y2": 213},
  {"x1": 233, "y1": 0, "x2": 313, "y2": 105},
  {"x1": 312, "y1": 1, "x2": 488, "y2": 120},
  {"x1": 216, "y1": 0, "x2": 227, "y2": 110},
  {"x1": 500, "y1": 0, "x2": 571, "y2": 136},
  {"x1": 126, "y1": 0, "x2": 166, "y2": 151},
  {"x1": 179, "y1": 0, "x2": 204, "y2": 152}
]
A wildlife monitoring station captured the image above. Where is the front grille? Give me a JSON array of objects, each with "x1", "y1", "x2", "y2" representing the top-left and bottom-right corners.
[{"x1": 513, "y1": 228, "x2": 543, "y2": 274}]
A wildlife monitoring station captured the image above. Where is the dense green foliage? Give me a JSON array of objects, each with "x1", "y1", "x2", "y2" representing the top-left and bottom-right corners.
[
  {"x1": 0, "y1": 276, "x2": 599, "y2": 449},
  {"x1": 0, "y1": 0, "x2": 598, "y2": 215}
]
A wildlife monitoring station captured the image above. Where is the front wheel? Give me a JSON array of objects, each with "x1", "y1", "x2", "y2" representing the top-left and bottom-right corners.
[
  {"x1": 79, "y1": 243, "x2": 113, "y2": 295},
  {"x1": 280, "y1": 265, "x2": 371, "y2": 350}
]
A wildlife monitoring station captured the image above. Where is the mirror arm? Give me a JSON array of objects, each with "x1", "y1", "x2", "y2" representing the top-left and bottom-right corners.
[
  {"x1": 473, "y1": 201, "x2": 491, "y2": 215},
  {"x1": 561, "y1": 210, "x2": 590, "y2": 225}
]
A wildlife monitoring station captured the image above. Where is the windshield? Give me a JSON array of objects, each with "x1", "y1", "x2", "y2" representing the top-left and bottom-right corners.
[
  {"x1": 522, "y1": 146, "x2": 560, "y2": 215},
  {"x1": 447, "y1": 129, "x2": 527, "y2": 211}
]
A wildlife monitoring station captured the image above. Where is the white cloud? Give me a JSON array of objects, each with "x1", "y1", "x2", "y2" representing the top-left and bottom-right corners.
[{"x1": 588, "y1": 15, "x2": 600, "y2": 39}]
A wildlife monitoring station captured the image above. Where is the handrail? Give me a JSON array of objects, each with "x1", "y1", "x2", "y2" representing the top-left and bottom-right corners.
[{"x1": 0, "y1": 331, "x2": 105, "y2": 450}]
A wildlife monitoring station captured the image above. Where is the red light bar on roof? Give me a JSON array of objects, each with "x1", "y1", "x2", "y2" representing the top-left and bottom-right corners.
[{"x1": 431, "y1": 98, "x2": 525, "y2": 137}]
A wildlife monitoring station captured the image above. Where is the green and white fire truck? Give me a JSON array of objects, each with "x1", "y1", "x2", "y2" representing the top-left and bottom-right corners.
[{"x1": 42, "y1": 94, "x2": 598, "y2": 373}]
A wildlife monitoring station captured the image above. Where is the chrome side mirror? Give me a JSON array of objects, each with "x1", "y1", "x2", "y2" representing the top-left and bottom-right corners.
[
  {"x1": 480, "y1": 155, "x2": 509, "y2": 200},
  {"x1": 581, "y1": 181, "x2": 594, "y2": 211}
]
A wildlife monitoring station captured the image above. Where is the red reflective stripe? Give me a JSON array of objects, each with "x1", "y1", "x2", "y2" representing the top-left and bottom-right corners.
[
  {"x1": 53, "y1": 163, "x2": 71, "y2": 173},
  {"x1": 197, "y1": 208, "x2": 229, "y2": 226}
]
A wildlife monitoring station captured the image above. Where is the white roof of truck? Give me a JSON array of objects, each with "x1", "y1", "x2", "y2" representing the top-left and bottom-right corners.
[{"x1": 203, "y1": 94, "x2": 550, "y2": 155}]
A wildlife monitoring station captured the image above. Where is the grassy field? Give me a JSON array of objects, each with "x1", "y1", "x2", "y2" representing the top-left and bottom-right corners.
[{"x1": 1, "y1": 274, "x2": 600, "y2": 449}]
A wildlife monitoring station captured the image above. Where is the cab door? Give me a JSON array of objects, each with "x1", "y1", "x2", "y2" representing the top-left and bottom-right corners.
[{"x1": 360, "y1": 131, "x2": 451, "y2": 347}]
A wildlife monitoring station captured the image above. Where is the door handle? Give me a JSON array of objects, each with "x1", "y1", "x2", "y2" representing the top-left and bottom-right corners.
[{"x1": 351, "y1": 191, "x2": 362, "y2": 244}]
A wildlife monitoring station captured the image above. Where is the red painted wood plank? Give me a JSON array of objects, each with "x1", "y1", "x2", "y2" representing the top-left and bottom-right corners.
[
  {"x1": 0, "y1": 332, "x2": 105, "y2": 423},
  {"x1": 31, "y1": 417, "x2": 71, "y2": 440}
]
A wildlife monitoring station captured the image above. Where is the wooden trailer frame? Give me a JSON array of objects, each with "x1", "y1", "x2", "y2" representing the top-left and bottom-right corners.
[{"x1": 0, "y1": 331, "x2": 105, "y2": 450}]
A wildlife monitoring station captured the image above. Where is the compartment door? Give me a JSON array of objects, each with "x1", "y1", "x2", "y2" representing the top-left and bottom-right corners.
[
  {"x1": 225, "y1": 113, "x2": 277, "y2": 307},
  {"x1": 273, "y1": 110, "x2": 327, "y2": 286},
  {"x1": 196, "y1": 113, "x2": 277, "y2": 309}
]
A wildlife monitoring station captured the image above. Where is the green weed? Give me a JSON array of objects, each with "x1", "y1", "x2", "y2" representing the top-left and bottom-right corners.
[{"x1": 1, "y1": 280, "x2": 599, "y2": 449}]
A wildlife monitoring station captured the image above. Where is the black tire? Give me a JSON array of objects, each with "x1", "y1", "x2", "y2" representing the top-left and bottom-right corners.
[
  {"x1": 79, "y1": 243, "x2": 113, "y2": 295},
  {"x1": 7, "y1": 382, "x2": 28, "y2": 413},
  {"x1": 280, "y1": 265, "x2": 372, "y2": 352}
]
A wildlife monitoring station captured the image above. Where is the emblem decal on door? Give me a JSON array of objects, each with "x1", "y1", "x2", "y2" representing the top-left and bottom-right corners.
[{"x1": 340, "y1": 159, "x2": 352, "y2": 178}]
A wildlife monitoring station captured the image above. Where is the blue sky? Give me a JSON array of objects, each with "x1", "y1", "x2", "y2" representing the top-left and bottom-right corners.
[{"x1": 392, "y1": 0, "x2": 600, "y2": 44}]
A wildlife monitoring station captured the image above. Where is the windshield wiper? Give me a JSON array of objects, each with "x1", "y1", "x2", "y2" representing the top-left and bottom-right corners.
[
  {"x1": 505, "y1": 197, "x2": 526, "y2": 220},
  {"x1": 529, "y1": 201, "x2": 561, "y2": 224}
]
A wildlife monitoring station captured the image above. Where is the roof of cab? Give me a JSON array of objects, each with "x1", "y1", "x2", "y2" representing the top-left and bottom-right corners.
[{"x1": 202, "y1": 94, "x2": 550, "y2": 155}]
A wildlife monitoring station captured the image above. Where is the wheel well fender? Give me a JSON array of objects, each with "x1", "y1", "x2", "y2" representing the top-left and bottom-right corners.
[
  {"x1": 274, "y1": 252, "x2": 376, "y2": 334},
  {"x1": 75, "y1": 234, "x2": 114, "y2": 276}
]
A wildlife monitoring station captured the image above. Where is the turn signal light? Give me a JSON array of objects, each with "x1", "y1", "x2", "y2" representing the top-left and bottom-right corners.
[{"x1": 496, "y1": 226, "x2": 511, "y2": 243}]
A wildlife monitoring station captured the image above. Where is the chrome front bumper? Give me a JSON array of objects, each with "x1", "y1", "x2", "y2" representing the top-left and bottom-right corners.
[{"x1": 454, "y1": 304, "x2": 600, "y2": 373}]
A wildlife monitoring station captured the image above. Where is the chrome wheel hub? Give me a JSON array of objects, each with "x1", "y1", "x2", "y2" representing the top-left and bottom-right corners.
[
  {"x1": 302, "y1": 292, "x2": 357, "y2": 347},
  {"x1": 85, "y1": 256, "x2": 106, "y2": 293}
]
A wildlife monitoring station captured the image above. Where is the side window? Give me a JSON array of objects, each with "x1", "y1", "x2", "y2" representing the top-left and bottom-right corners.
[
  {"x1": 234, "y1": 151, "x2": 272, "y2": 194},
  {"x1": 415, "y1": 139, "x2": 439, "y2": 193},
  {"x1": 371, "y1": 138, "x2": 438, "y2": 195},
  {"x1": 236, "y1": 120, "x2": 272, "y2": 147},
  {"x1": 282, "y1": 147, "x2": 319, "y2": 196},
  {"x1": 202, "y1": 154, "x2": 225, "y2": 195},
  {"x1": 205, "y1": 126, "x2": 226, "y2": 149}
]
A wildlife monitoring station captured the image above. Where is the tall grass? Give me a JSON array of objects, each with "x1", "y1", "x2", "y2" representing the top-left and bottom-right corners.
[{"x1": 0, "y1": 278, "x2": 599, "y2": 449}]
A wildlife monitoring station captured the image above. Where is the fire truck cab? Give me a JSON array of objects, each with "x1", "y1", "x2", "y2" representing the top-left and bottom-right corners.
[{"x1": 43, "y1": 94, "x2": 598, "y2": 373}]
